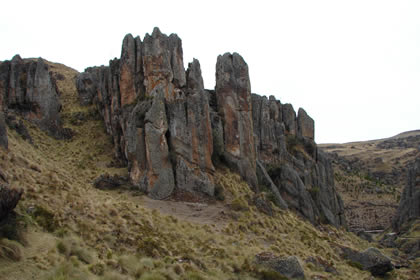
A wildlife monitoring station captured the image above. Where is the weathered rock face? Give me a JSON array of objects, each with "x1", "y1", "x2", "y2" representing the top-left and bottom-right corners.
[
  {"x1": 77, "y1": 28, "x2": 213, "y2": 199},
  {"x1": 252, "y1": 93, "x2": 345, "y2": 227},
  {"x1": 0, "y1": 112, "x2": 7, "y2": 149},
  {"x1": 76, "y1": 28, "x2": 345, "y2": 228},
  {"x1": 75, "y1": 72, "x2": 96, "y2": 106},
  {"x1": 215, "y1": 53, "x2": 257, "y2": 189},
  {"x1": 167, "y1": 59, "x2": 215, "y2": 195},
  {"x1": 297, "y1": 108, "x2": 314, "y2": 140},
  {"x1": 0, "y1": 55, "x2": 67, "y2": 139},
  {"x1": 393, "y1": 157, "x2": 420, "y2": 230}
]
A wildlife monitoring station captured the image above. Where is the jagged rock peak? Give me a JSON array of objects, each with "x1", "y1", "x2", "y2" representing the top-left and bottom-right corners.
[
  {"x1": 215, "y1": 52, "x2": 257, "y2": 189},
  {"x1": 186, "y1": 59, "x2": 204, "y2": 91}
]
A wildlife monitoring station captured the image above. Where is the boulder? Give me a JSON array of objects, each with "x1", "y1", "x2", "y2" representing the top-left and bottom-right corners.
[
  {"x1": 0, "y1": 185, "x2": 23, "y2": 221},
  {"x1": 215, "y1": 53, "x2": 257, "y2": 189},
  {"x1": 255, "y1": 252, "x2": 305, "y2": 279},
  {"x1": 93, "y1": 174, "x2": 130, "y2": 190},
  {"x1": 341, "y1": 247, "x2": 393, "y2": 277}
]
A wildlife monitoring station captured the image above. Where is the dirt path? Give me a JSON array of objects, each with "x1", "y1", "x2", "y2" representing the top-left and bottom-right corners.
[{"x1": 139, "y1": 196, "x2": 230, "y2": 228}]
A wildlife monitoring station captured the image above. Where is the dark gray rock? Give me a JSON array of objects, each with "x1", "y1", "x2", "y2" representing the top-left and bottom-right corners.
[
  {"x1": 255, "y1": 253, "x2": 305, "y2": 279},
  {"x1": 253, "y1": 194, "x2": 274, "y2": 216},
  {"x1": 0, "y1": 55, "x2": 68, "y2": 139},
  {"x1": 75, "y1": 28, "x2": 346, "y2": 229},
  {"x1": 167, "y1": 60, "x2": 215, "y2": 195},
  {"x1": 0, "y1": 184, "x2": 23, "y2": 221},
  {"x1": 252, "y1": 93, "x2": 345, "y2": 227},
  {"x1": 282, "y1": 103, "x2": 297, "y2": 135},
  {"x1": 143, "y1": 88, "x2": 175, "y2": 199},
  {"x1": 93, "y1": 174, "x2": 130, "y2": 190},
  {"x1": 297, "y1": 108, "x2": 314, "y2": 140},
  {"x1": 256, "y1": 160, "x2": 288, "y2": 210},
  {"x1": 76, "y1": 72, "x2": 96, "y2": 106},
  {"x1": 119, "y1": 33, "x2": 138, "y2": 106},
  {"x1": 0, "y1": 113, "x2": 7, "y2": 149},
  {"x1": 0, "y1": 61, "x2": 10, "y2": 111},
  {"x1": 169, "y1": 34, "x2": 186, "y2": 88},
  {"x1": 5, "y1": 113, "x2": 33, "y2": 144},
  {"x1": 215, "y1": 53, "x2": 257, "y2": 190},
  {"x1": 252, "y1": 94, "x2": 287, "y2": 164},
  {"x1": 341, "y1": 247, "x2": 393, "y2": 276},
  {"x1": 393, "y1": 157, "x2": 420, "y2": 230}
]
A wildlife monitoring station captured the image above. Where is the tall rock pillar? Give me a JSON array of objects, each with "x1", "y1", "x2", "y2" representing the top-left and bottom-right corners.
[{"x1": 215, "y1": 53, "x2": 257, "y2": 189}]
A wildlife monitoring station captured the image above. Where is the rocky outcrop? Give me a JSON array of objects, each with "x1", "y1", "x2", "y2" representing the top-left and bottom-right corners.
[
  {"x1": 215, "y1": 53, "x2": 257, "y2": 189},
  {"x1": 341, "y1": 247, "x2": 393, "y2": 277},
  {"x1": 76, "y1": 28, "x2": 345, "y2": 227},
  {"x1": 252, "y1": 93, "x2": 345, "y2": 226},
  {"x1": 0, "y1": 55, "x2": 69, "y2": 139},
  {"x1": 297, "y1": 108, "x2": 314, "y2": 140},
  {"x1": 75, "y1": 72, "x2": 96, "y2": 106},
  {"x1": 167, "y1": 59, "x2": 215, "y2": 195},
  {"x1": 393, "y1": 157, "x2": 420, "y2": 230},
  {"x1": 77, "y1": 28, "x2": 214, "y2": 199}
]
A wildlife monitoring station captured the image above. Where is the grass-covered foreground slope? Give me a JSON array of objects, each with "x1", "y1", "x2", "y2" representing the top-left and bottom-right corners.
[{"x1": 0, "y1": 60, "x2": 418, "y2": 279}]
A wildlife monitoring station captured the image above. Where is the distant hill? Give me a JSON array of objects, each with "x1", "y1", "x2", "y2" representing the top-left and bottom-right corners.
[{"x1": 320, "y1": 130, "x2": 420, "y2": 231}]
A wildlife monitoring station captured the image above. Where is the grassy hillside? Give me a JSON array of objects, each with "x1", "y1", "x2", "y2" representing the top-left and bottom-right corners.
[
  {"x1": 0, "y1": 61, "x2": 417, "y2": 279},
  {"x1": 320, "y1": 133, "x2": 420, "y2": 232}
]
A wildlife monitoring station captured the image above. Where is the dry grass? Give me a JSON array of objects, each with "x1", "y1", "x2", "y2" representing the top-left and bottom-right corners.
[{"x1": 0, "y1": 60, "x2": 416, "y2": 279}]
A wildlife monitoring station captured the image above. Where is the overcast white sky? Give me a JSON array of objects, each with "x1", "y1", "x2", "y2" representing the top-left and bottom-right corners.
[{"x1": 1, "y1": 0, "x2": 419, "y2": 143}]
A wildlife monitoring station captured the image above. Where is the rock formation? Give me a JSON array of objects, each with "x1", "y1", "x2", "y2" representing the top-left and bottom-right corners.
[
  {"x1": 76, "y1": 28, "x2": 346, "y2": 227},
  {"x1": 0, "y1": 55, "x2": 69, "y2": 139},
  {"x1": 252, "y1": 94, "x2": 345, "y2": 226},
  {"x1": 215, "y1": 53, "x2": 257, "y2": 189},
  {"x1": 0, "y1": 184, "x2": 23, "y2": 221},
  {"x1": 340, "y1": 247, "x2": 393, "y2": 277},
  {"x1": 0, "y1": 112, "x2": 7, "y2": 149},
  {"x1": 393, "y1": 157, "x2": 420, "y2": 230}
]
